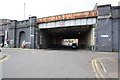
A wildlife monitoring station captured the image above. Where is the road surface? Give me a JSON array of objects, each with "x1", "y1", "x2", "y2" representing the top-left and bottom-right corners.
[{"x1": 0, "y1": 48, "x2": 118, "y2": 78}]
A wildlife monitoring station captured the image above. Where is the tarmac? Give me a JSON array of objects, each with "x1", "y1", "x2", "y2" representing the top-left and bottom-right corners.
[{"x1": 0, "y1": 48, "x2": 119, "y2": 78}]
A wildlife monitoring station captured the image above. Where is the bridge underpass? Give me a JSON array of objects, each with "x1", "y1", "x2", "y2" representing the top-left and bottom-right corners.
[
  {"x1": 37, "y1": 11, "x2": 97, "y2": 50},
  {"x1": 39, "y1": 25, "x2": 95, "y2": 50}
]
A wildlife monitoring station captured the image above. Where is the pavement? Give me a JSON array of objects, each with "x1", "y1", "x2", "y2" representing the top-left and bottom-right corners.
[
  {"x1": 0, "y1": 54, "x2": 4, "y2": 59},
  {"x1": 101, "y1": 58, "x2": 118, "y2": 78},
  {"x1": 92, "y1": 57, "x2": 118, "y2": 78},
  {"x1": 0, "y1": 49, "x2": 5, "y2": 80},
  {"x1": 0, "y1": 48, "x2": 11, "y2": 64}
]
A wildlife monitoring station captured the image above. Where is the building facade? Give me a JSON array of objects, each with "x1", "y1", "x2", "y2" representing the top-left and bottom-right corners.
[{"x1": 0, "y1": 4, "x2": 119, "y2": 52}]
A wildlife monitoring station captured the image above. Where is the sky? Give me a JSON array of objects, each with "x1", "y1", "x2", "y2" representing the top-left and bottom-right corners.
[{"x1": 0, "y1": 0, "x2": 119, "y2": 21}]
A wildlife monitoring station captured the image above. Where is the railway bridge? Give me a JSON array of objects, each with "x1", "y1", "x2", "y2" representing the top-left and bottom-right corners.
[{"x1": 36, "y1": 11, "x2": 97, "y2": 50}]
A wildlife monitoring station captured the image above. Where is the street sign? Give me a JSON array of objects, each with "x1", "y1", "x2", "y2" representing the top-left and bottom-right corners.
[
  {"x1": 101, "y1": 35, "x2": 109, "y2": 37},
  {"x1": 30, "y1": 35, "x2": 34, "y2": 37}
]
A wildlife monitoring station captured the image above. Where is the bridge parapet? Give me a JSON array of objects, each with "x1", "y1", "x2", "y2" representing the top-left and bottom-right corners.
[
  {"x1": 38, "y1": 18, "x2": 97, "y2": 29},
  {"x1": 36, "y1": 11, "x2": 97, "y2": 23}
]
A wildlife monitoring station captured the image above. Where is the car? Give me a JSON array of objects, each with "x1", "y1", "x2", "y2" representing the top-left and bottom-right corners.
[{"x1": 72, "y1": 43, "x2": 77, "y2": 49}]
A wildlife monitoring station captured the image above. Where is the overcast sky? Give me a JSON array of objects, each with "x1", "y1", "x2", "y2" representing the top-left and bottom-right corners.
[{"x1": 0, "y1": 0, "x2": 119, "y2": 21}]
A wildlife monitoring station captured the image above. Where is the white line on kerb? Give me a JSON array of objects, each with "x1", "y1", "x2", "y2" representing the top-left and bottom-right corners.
[{"x1": 99, "y1": 60, "x2": 107, "y2": 73}]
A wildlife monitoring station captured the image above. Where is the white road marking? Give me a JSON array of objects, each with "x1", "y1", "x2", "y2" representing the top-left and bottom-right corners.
[{"x1": 99, "y1": 60, "x2": 107, "y2": 73}]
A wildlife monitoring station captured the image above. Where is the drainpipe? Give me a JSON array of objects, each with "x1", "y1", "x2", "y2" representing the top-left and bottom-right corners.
[{"x1": 14, "y1": 20, "x2": 17, "y2": 48}]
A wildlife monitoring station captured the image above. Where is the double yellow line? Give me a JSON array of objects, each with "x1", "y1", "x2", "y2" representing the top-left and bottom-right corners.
[
  {"x1": 0, "y1": 53, "x2": 11, "y2": 63},
  {"x1": 92, "y1": 58, "x2": 104, "y2": 78},
  {"x1": 97, "y1": 52, "x2": 118, "y2": 54},
  {"x1": 92, "y1": 57, "x2": 117, "y2": 78}
]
